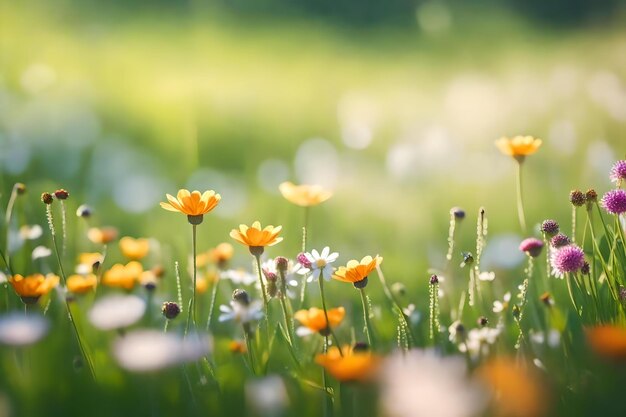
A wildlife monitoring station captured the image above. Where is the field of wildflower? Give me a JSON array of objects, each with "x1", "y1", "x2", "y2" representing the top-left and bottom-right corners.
[{"x1": 2, "y1": 1, "x2": 626, "y2": 417}]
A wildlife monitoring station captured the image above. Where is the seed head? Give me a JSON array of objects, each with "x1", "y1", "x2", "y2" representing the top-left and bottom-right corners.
[
  {"x1": 450, "y1": 207, "x2": 465, "y2": 220},
  {"x1": 41, "y1": 192, "x2": 54, "y2": 205},
  {"x1": 161, "y1": 301, "x2": 181, "y2": 320},
  {"x1": 569, "y1": 190, "x2": 585, "y2": 207},
  {"x1": 429, "y1": 274, "x2": 439, "y2": 285}
]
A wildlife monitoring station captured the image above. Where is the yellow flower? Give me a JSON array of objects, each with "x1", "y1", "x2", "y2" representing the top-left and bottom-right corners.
[
  {"x1": 333, "y1": 256, "x2": 383, "y2": 287},
  {"x1": 139, "y1": 270, "x2": 158, "y2": 290},
  {"x1": 119, "y1": 236, "x2": 150, "y2": 260},
  {"x1": 585, "y1": 325, "x2": 626, "y2": 360},
  {"x1": 295, "y1": 307, "x2": 345, "y2": 334},
  {"x1": 195, "y1": 276, "x2": 208, "y2": 294},
  {"x1": 9, "y1": 273, "x2": 60, "y2": 303},
  {"x1": 495, "y1": 136, "x2": 542, "y2": 162},
  {"x1": 102, "y1": 261, "x2": 143, "y2": 290},
  {"x1": 160, "y1": 189, "x2": 221, "y2": 224},
  {"x1": 209, "y1": 242, "x2": 234, "y2": 265},
  {"x1": 67, "y1": 274, "x2": 98, "y2": 294},
  {"x1": 315, "y1": 345, "x2": 380, "y2": 382},
  {"x1": 78, "y1": 252, "x2": 104, "y2": 267},
  {"x1": 87, "y1": 227, "x2": 119, "y2": 244},
  {"x1": 229, "y1": 221, "x2": 283, "y2": 253},
  {"x1": 228, "y1": 340, "x2": 247, "y2": 354},
  {"x1": 278, "y1": 181, "x2": 332, "y2": 207}
]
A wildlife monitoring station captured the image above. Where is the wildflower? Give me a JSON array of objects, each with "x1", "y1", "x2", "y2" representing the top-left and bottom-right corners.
[
  {"x1": 208, "y1": 242, "x2": 234, "y2": 266},
  {"x1": 195, "y1": 275, "x2": 211, "y2": 294},
  {"x1": 87, "y1": 227, "x2": 118, "y2": 244},
  {"x1": 448, "y1": 320, "x2": 466, "y2": 344},
  {"x1": 76, "y1": 204, "x2": 93, "y2": 218},
  {"x1": 221, "y1": 268, "x2": 257, "y2": 286},
  {"x1": 333, "y1": 255, "x2": 383, "y2": 288},
  {"x1": 14, "y1": 183, "x2": 26, "y2": 195},
  {"x1": 493, "y1": 292, "x2": 511, "y2": 313},
  {"x1": 119, "y1": 237, "x2": 150, "y2": 260},
  {"x1": 429, "y1": 274, "x2": 439, "y2": 285},
  {"x1": 550, "y1": 244, "x2": 586, "y2": 278},
  {"x1": 0, "y1": 314, "x2": 49, "y2": 346},
  {"x1": 218, "y1": 289, "x2": 263, "y2": 324},
  {"x1": 296, "y1": 252, "x2": 312, "y2": 268},
  {"x1": 245, "y1": 376, "x2": 289, "y2": 416},
  {"x1": 585, "y1": 188, "x2": 598, "y2": 203},
  {"x1": 88, "y1": 294, "x2": 146, "y2": 330},
  {"x1": 41, "y1": 192, "x2": 54, "y2": 205},
  {"x1": 139, "y1": 270, "x2": 158, "y2": 291},
  {"x1": 300, "y1": 247, "x2": 339, "y2": 282},
  {"x1": 229, "y1": 340, "x2": 247, "y2": 354},
  {"x1": 67, "y1": 274, "x2": 97, "y2": 294},
  {"x1": 450, "y1": 206, "x2": 465, "y2": 219},
  {"x1": 229, "y1": 221, "x2": 283, "y2": 255},
  {"x1": 102, "y1": 261, "x2": 143, "y2": 290},
  {"x1": 380, "y1": 349, "x2": 487, "y2": 417},
  {"x1": 160, "y1": 189, "x2": 221, "y2": 225},
  {"x1": 478, "y1": 271, "x2": 496, "y2": 281},
  {"x1": 519, "y1": 238, "x2": 544, "y2": 258},
  {"x1": 550, "y1": 233, "x2": 571, "y2": 248},
  {"x1": 610, "y1": 160, "x2": 626, "y2": 185},
  {"x1": 75, "y1": 252, "x2": 104, "y2": 274},
  {"x1": 540, "y1": 219, "x2": 559, "y2": 237},
  {"x1": 540, "y1": 292, "x2": 554, "y2": 307},
  {"x1": 112, "y1": 330, "x2": 210, "y2": 372},
  {"x1": 477, "y1": 358, "x2": 547, "y2": 417},
  {"x1": 601, "y1": 189, "x2": 626, "y2": 215},
  {"x1": 460, "y1": 327, "x2": 502, "y2": 359},
  {"x1": 274, "y1": 256, "x2": 289, "y2": 272},
  {"x1": 477, "y1": 316, "x2": 489, "y2": 327},
  {"x1": 585, "y1": 325, "x2": 626, "y2": 360},
  {"x1": 569, "y1": 190, "x2": 585, "y2": 207},
  {"x1": 495, "y1": 135, "x2": 542, "y2": 162},
  {"x1": 162, "y1": 301, "x2": 181, "y2": 320},
  {"x1": 278, "y1": 181, "x2": 332, "y2": 207},
  {"x1": 19, "y1": 224, "x2": 43, "y2": 240},
  {"x1": 31, "y1": 246, "x2": 52, "y2": 260},
  {"x1": 8, "y1": 273, "x2": 59, "y2": 304},
  {"x1": 54, "y1": 189, "x2": 69, "y2": 200},
  {"x1": 315, "y1": 344, "x2": 380, "y2": 383},
  {"x1": 294, "y1": 307, "x2": 345, "y2": 336}
]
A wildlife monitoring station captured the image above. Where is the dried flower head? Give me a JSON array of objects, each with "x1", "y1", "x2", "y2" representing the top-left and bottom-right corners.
[
  {"x1": 569, "y1": 190, "x2": 585, "y2": 207},
  {"x1": 429, "y1": 274, "x2": 439, "y2": 285},
  {"x1": 585, "y1": 188, "x2": 597, "y2": 203},
  {"x1": 601, "y1": 189, "x2": 626, "y2": 215},
  {"x1": 41, "y1": 192, "x2": 54, "y2": 205},
  {"x1": 450, "y1": 207, "x2": 465, "y2": 219},
  {"x1": 540, "y1": 219, "x2": 559, "y2": 237},
  {"x1": 162, "y1": 301, "x2": 181, "y2": 320}
]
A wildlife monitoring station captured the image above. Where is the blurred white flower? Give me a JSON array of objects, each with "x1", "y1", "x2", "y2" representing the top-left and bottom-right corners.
[
  {"x1": 88, "y1": 295, "x2": 146, "y2": 331},
  {"x1": 478, "y1": 271, "x2": 495, "y2": 281},
  {"x1": 492, "y1": 292, "x2": 511, "y2": 313},
  {"x1": 218, "y1": 300, "x2": 263, "y2": 324},
  {"x1": 113, "y1": 330, "x2": 210, "y2": 372},
  {"x1": 530, "y1": 329, "x2": 561, "y2": 348},
  {"x1": 221, "y1": 269, "x2": 257, "y2": 286},
  {"x1": 245, "y1": 375, "x2": 289, "y2": 417},
  {"x1": 31, "y1": 246, "x2": 52, "y2": 260},
  {"x1": 380, "y1": 349, "x2": 487, "y2": 417},
  {"x1": 0, "y1": 272, "x2": 6, "y2": 284},
  {"x1": 460, "y1": 327, "x2": 502, "y2": 360},
  {"x1": 19, "y1": 224, "x2": 43, "y2": 240},
  {"x1": 300, "y1": 247, "x2": 339, "y2": 282},
  {"x1": 0, "y1": 313, "x2": 49, "y2": 346}
]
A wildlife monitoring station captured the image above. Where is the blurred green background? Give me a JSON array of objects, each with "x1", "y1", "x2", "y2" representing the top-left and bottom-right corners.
[{"x1": 1, "y1": 0, "x2": 625, "y2": 286}]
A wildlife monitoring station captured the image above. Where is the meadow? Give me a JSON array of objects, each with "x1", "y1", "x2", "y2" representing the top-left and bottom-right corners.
[{"x1": 1, "y1": 1, "x2": 626, "y2": 416}]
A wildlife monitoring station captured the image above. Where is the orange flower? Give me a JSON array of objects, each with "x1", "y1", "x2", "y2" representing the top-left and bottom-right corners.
[
  {"x1": 279, "y1": 181, "x2": 332, "y2": 207},
  {"x1": 119, "y1": 237, "x2": 150, "y2": 260},
  {"x1": 477, "y1": 358, "x2": 548, "y2": 417},
  {"x1": 228, "y1": 340, "x2": 247, "y2": 354},
  {"x1": 294, "y1": 307, "x2": 345, "y2": 335},
  {"x1": 9, "y1": 273, "x2": 60, "y2": 303},
  {"x1": 585, "y1": 325, "x2": 626, "y2": 359},
  {"x1": 209, "y1": 242, "x2": 234, "y2": 265},
  {"x1": 87, "y1": 227, "x2": 119, "y2": 244},
  {"x1": 78, "y1": 252, "x2": 104, "y2": 267},
  {"x1": 67, "y1": 274, "x2": 97, "y2": 294},
  {"x1": 229, "y1": 221, "x2": 283, "y2": 253},
  {"x1": 160, "y1": 189, "x2": 220, "y2": 224},
  {"x1": 495, "y1": 136, "x2": 542, "y2": 162},
  {"x1": 102, "y1": 261, "x2": 143, "y2": 290},
  {"x1": 315, "y1": 345, "x2": 380, "y2": 382},
  {"x1": 195, "y1": 276, "x2": 208, "y2": 294},
  {"x1": 333, "y1": 256, "x2": 383, "y2": 287}
]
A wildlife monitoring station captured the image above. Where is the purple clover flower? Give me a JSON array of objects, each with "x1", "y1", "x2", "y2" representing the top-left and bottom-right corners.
[
  {"x1": 601, "y1": 189, "x2": 626, "y2": 215},
  {"x1": 540, "y1": 219, "x2": 559, "y2": 237},
  {"x1": 519, "y1": 238, "x2": 544, "y2": 258},
  {"x1": 550, "y1": 233, "x2": 571, "y2": 248},
  {"x1": 610, "y1": 160, "x2": 626, "y2": 184},
  {"x1": 550, "y1": 244, "x2": 586, "y2": 278}
]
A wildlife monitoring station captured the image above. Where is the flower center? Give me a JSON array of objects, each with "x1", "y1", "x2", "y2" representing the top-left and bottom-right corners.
[{"x1": 316, "y1": 259, "x2": 327, "y2": 268}]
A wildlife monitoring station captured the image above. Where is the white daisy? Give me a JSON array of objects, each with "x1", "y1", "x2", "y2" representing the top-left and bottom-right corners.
[
  {"x1": 300, "y1": 246, "x2": 339, "y2": 282},
  {"x1": 0, "y1": 313, "x2": 49, "y2": 346},
  {"x1": 88, "y1": 295, "x2": 146, "y2": 331},
  {"x1": 221, "y1": 268, "x2": 257, "y2": 286},
  {"x1": 218, "y1": 300, "x2": 263, "y2": 324}
]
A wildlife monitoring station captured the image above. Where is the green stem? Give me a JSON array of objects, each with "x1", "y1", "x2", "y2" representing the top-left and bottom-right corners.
[
  {"x1": 375, "y1": 265, "x2": 414, "y2": 347},
  {"x1": 206, "y1": 276, "x2": 219, "y2": 331},
  {"x1": 253, "y1": 254, "x2": 271, "y2": 344},
  {"x1": 299, "y1": 207, "x2": 310, "y2": 305},
  {"x1": 318, "y1": 276, "x2": 343, "y2": 355},
  {"x1": 243, "y1": 325, "x2": 257, "y2": 375},
  {"x1": 515, "y1": 160, "x2": 527, "y2": 233},
  {"x1": 359, "y1": 288, "x2": 373, "y2": 347},
  {"x1": 191, "y1": 224, "x2": 197, "y2": 328},
  {"x1": 3, "y1": 187, "x2": 17, "y2": 270}
]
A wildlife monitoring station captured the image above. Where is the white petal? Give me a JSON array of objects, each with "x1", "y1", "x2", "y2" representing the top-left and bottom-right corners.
[{"x1": 321, "y1": 246, "x2": 330, "y2": 258}]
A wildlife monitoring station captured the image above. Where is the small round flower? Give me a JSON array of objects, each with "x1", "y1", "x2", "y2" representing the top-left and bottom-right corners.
[
  {"x1": 450, "y1": 207, "x2": 465, "y2": 219},
  {"x1": 610, "y1": 160, "x2": 626, "y2": 185},
  {"x1": 8, "y1": 273, "x2": 60, "y2": 304},
  {"x1": 495, "y1": 136, "x2": 542, "y2": 162},
  {"x1": 54, "y1": 189, "x2": 69, "y2": 200},
  {"x1": 429, "y1": 274, "x2": 439, "y2": 285},
  {"x1": 67, "y1": 274, "x2": 97, "y2": 294},
  {"x1": 162, "y1": 301, "x2": 181, "y2": 320},
  {"x1": 301, "y1": 247, "x2": 339, "y2": 282},
  {"x1": 41, "y1": 192, "x2": 54, "y2": 205},
  {"x1": 550, "y1": 233, "x2": 571, "y2": 248},
  {"x1": 76, "y1": 204, "x2": 93, "y2": 218},
  {"x1": 569, "y1": 190, "x2": 585, "y2": 207},
  {"x1": 229, "y1": 221, "x2": 283, "y2": 255},
  {"x1": 601, "y1": 189, "x2": 626, "y2": 215},
  {"x1": 333, "y1": 255, "x2": 383, "y2": 288},
  {"x1": 160, "y1": 189, "x2": 221, "y2": 225},
  {"x1": 519, "y1": 238, "x2": 544, "y2": 258},
  {"x1": 278, "y1": 182, "x2": 332, "y2": 207},
  {"x1": 14, "y1": 183, "x2": 26, "y2": 195},
  {"x1": 275, "y1": 256, "x2": 289, "y2": 272},
  {"x1": 550, "y1": 244, "x2": 586, "y2": 278},
  {"x1": 540, "y1": 219, "x2": 559, "y2": 237},
  {"x1": 296, "y1": 252, "x2": 312, "y2": 269},
  {"x1": 119, "y1": 237, "x2": 150, "y2": 260},
  {"x1": 294, "y1": 307, "x2": 345, "y2": 336}
]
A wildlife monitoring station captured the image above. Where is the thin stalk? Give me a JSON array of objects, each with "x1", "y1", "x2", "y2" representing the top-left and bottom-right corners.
[
  {"x1": 191, "y1": 224, "x2": 197, "y2": 327},
  {"x1": 318, "y1": 276, "x2": 342, "y2": 355},
  {"x1": 253, "y1": 255, "x2": 270, "y2": 321},
  {"x1": 515, "y1": 160, "x2": 527, "y2": 233},
  {"x1": 279, "y1": 296, "x2": 293, "y2": 345},
  {"x1": 299, "y1": 207, "x2": 310, "y2": 305},
  {"x1": 359, "y1": 288, "x2": 373, "y2": 347},
  {"x1": 243, "y1": 324, "x2": 257, "y2": 375},
  {"x1": 3, "y1": 186, "x2": 18, "y2": 270},
  {"x1": 571, "y1": 206, "x2": 577, "y2": 243},
  {"x1": 206, "y1": 276, "x2": 220, "y2": 331},
  {"x1": 375, "y1": 265, "x2": 414, "y2": 347},
  {"x1": 60, "y1": 200, "x2": 67, "y2": 256}
]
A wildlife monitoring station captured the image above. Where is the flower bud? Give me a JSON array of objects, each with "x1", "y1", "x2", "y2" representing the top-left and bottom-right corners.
[
  {"x1": 569, "y1": 190, "x2": 585, "y2": 207},
  {"x1": 54, "y1": 189, "x2": 69, "y2": 200},
  {"x1": 41, "y1": 192, "x2": 54, "y2": 205},
  {"x1": 162, "y1": 301, "x2": 181, "y2": 320},
  {"x1": 232, "y1": 289, "x2": 250, "y2": 306}
]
